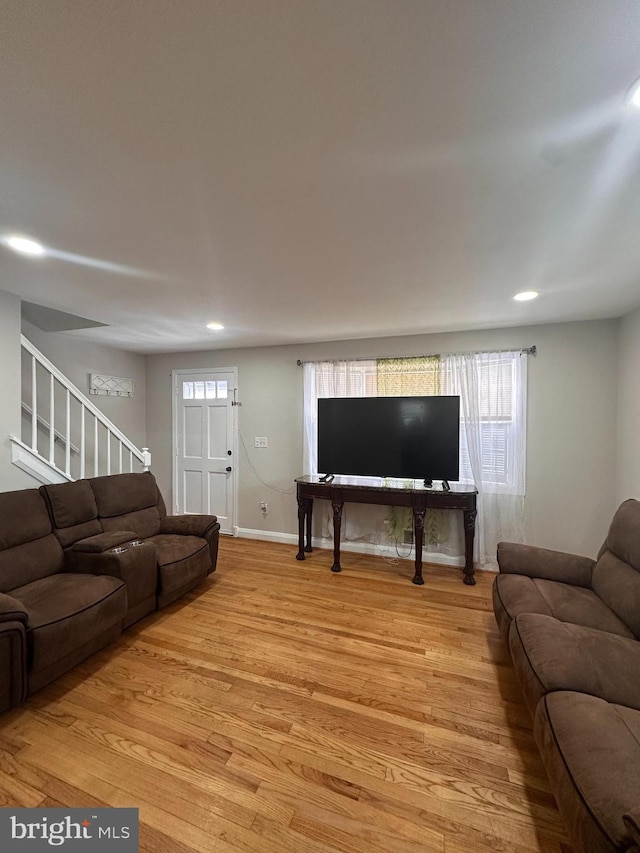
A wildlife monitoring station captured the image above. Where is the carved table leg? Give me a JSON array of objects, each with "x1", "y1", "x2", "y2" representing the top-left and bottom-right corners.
[
  {"x1": 304, "y1": 498, "x2": 313, "y2": 552},
  {"x1": 296, "y1": 496, "x2": 307, "y2": 560},
  {"x1": 463, "y1": 508, "x2": 477, "y2": 585},
  {"x1": 412, "y1": 507, "x2": 426, "y2": 585},
  {"x1": 331, "y1": 501, "x2": 343, "y2": 573}
]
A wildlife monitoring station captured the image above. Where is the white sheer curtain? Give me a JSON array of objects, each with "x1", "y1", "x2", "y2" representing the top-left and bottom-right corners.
[
  {"x1": 440, "y1": 351, "x2": 527, "y2": 566},
  {"x1": 303, "y1": 360, "x2": 377, "y2": 473},
  {"x1": 303, "y1": 360, "x2": 383, "y2": 540}
]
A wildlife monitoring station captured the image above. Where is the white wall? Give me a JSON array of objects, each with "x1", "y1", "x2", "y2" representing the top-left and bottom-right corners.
[
  {"x1": 617, "y1": 305, "x2": 640, "y2": 504},
  {"x1": 22, "y1": 319, "x2": 147, "y2": 449},
  {"x1": 0, "y1": 291, "x2": 43, "y2": 490},
  {"x1": 146, "y1": 319, "x2": 619, "y2": 559}
]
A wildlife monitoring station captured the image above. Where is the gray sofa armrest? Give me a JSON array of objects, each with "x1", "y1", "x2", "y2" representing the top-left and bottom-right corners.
[
  {"x1": 160, "y1": 514, "x2": 218, "y2": 538},
  {"x1": 0, "y1": 592, "x2": 29, "y2": 625},
  {"x1": 70, "y1": 530, "x2": 137, "y2": 553},
  {"x1": 624, "y1": 809, "x2": 640, "y2": 846},
  {"x1": 497, "y1": 542, "x2": 595, "y2": 587}
]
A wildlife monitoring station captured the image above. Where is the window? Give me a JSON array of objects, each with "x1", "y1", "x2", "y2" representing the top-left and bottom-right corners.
[
  {"x1": 313, "y1": 360, "x2": 377, "y2": 398},
  {"x1": 457, "y1": 357, "x2": 519, "y2": 489},
  {"x1": 182, "y1": 380, "x2": 229, "y2": 400}
]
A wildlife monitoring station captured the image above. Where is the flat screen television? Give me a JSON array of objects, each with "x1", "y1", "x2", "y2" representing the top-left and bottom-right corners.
[{"x1": 317, "y1": 396, "x2": 460, "y2": 482}]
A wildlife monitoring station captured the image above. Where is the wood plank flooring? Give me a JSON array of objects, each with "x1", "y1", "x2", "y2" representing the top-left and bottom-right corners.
[{"x1": 0, "y1": 538, "x2": 572, "y2": 852}]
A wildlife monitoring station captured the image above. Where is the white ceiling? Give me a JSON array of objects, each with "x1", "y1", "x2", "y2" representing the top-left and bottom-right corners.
[{"x1": 2, "y1": 0, "x2": 640, "y2": 353}]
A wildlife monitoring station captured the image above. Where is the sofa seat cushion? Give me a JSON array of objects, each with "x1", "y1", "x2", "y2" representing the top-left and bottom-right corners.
[
  {"x1": 11, "y1": 573, "x2": 126, "y2": 673},
  {"x1": 534, "y1": 691, "x2": 640, "y2": 853},
  {"x1": 147, "y1": 534, "x2": 210, "y2": 601},
  {"x1": 509, "y1": 613, "x2": 640, "y2": 714},
  {"x1": 493, "y1": 574, "x2": 633, "y2": 642}
]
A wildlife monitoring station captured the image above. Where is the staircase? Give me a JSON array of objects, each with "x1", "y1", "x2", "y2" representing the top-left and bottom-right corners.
[{"x1": 10, "y1": 335, "x2": 151, "y2": 485}]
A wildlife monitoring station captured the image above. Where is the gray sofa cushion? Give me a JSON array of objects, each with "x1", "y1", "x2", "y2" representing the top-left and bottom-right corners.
[
  {"x1": 592, "y1": 499, "x2": 640, "y2": 639},
  {"x1": 534, "y1": 691, "x2": 640, "y2": 853},
  {"x1": 509, "y1": 613, "x2": 640, "y2": 714},
  {"x1": 493, "y1": 573, "x2": 633, "y2": 643}
]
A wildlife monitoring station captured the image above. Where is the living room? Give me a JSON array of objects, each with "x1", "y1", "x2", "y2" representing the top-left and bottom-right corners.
[
  {"x1": 5, "y1": 302, "x2": 639, "y2": 564},
  {"x1": 2, "y1": 3, "x2": 640, "y2": 852}
]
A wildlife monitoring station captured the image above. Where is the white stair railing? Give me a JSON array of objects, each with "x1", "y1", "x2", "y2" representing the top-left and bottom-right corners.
[{"x1": 12, "y1": 335, "x2": 151, "y2": 483}]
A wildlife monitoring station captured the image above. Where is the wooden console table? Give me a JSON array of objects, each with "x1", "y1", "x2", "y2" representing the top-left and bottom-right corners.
[{"x1": 295, "y1": 475, "x2": 478, "y2": 585}]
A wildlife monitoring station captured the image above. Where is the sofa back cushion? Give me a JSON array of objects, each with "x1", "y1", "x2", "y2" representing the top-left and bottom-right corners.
[
  {"x1": 40, "y1": 480, "x2": 102, "y2": 548},
  {"x1": 90, "y1": 472, "x2": 163, "y2": 539},
  {"x1": 0, "y1": 490, "x2": 64, "y2": 592},
  {"x1": 592, "y1": 499, "x2": 640, "y2": 639}
]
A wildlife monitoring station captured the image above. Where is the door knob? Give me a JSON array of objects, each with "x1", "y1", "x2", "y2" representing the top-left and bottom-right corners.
[{"x1": 226, "y1": 466, "x2": 232, "y2": 472}]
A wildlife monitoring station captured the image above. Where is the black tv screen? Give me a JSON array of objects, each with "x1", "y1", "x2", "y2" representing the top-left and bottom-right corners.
[{"x1": 317, "y1": 396, "x2": 460, "y2": 481}]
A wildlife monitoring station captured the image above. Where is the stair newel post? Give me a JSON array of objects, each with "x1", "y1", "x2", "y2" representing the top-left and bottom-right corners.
[
  {"x1": 142, "y1": 448, "x2": 151, "y2": 472},
  {"x1": 129, "y1": 449, "x2": 133, "y2": 472}
]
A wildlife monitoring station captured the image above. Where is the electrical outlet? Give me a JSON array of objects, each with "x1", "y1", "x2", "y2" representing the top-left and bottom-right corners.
[
  {"x1": 260, "y1": 501, "x2": 268, "y2": 514},
  {"x1": 254, "y1": 437, "x2": 268, "y2": 448}
]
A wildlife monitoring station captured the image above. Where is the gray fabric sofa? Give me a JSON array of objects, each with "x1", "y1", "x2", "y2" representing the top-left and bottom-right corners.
[
  {"x1": 494, "y1": 499, "x2": 640, "y2": 853},
  {"x1": 0, "y1": 472, "x2": 220, "y2": 713}
]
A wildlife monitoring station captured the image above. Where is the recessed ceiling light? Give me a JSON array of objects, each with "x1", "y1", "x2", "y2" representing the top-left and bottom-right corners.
[
  {"x1": 4, "y1": 235, "x2": 46, "y2": 257},
  {"x1": 513, "y1": 291, "x2": 539, "y2": 302},
  {"x1": 627, "y1": 77, "x2": 640, "y2": 109},
  {"x1": 206, "y1": 322, "x2": 225, "y2": 331}
]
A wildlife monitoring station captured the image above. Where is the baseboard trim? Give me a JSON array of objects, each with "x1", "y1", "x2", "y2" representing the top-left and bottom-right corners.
[
  {"x1": 237, "y1": 528, "x2": 298, "y2": 545},
  {"x1": 235, "y1": 527, "x2": 469, "y2": 568}
]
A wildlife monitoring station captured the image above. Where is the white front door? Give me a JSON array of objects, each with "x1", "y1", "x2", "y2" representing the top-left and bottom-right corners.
[{"x1": 172, "y1": 368, "x2": 237, "y2": 534}]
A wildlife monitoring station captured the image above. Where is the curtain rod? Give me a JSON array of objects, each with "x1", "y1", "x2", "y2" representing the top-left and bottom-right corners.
[{"x1": 296, "y1": 345, "x2": 536, "y2": 366}]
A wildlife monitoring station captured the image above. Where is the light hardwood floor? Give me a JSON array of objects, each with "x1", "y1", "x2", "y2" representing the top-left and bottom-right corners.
[{"x1": 0, "y1": 538, "x2": 572, "y2": 852}]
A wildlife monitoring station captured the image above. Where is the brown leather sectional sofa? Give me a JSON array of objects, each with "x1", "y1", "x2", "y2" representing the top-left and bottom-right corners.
[
  {"x1": 0, "y1": 472, "x2": 220, "y2": 713},
  {"x1": 493, "y1": 499, "x2": 640, "y2": 853}
]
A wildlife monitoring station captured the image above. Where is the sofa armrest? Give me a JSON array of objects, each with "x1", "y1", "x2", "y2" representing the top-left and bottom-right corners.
[
  {"x1": 70, "y1": 530, "x2": 137, "y2": 553},
  {"x1": 624, "y1": 809, "x2": 640, "y2": 846},
  {"x1": 497, "y1": 542, "x2": 595, "y2": 587},
  {"x1": 0, "y1": 618, "x2": 27, "y2": 711},
  {"x1": 160, "y1": 515, "x2": 218, "y2": 538},
  {"x1": 160, "y1": 515, "x2": 221, "y2": 575},
  {"x1": 0, "y1": 594, "x2": 28, "y2": 711},
  {"x1": 0, "y1": 592, "x2": 28, "y2": 625},
  {"x1": 66, "y1": 542, "x2": 158, "y2": 620}
]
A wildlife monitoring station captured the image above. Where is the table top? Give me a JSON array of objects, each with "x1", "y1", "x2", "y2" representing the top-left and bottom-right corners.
[{"x1": 296, "y1": 474, "x2": 477, "y2": 496}]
